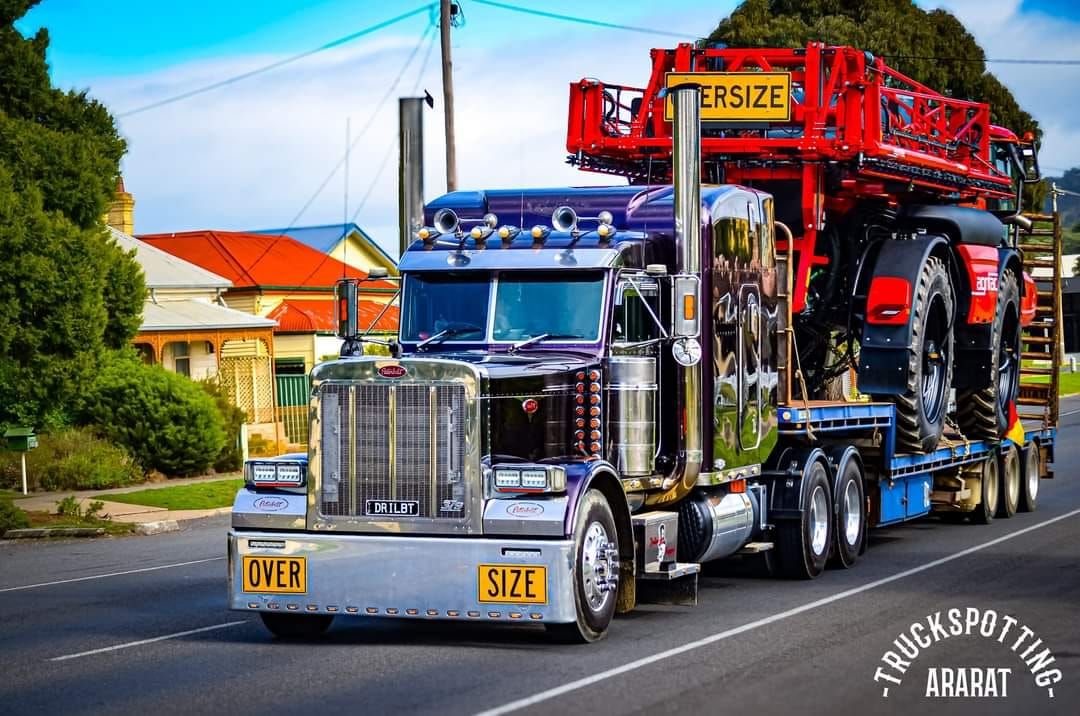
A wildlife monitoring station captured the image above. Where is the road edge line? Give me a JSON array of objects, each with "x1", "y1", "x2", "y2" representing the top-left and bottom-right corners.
[
  {"x1": 49, "y1": 620, "x2": 248, "y2": 662},
  {"x1": 0, "y1": 557, "x2": 225, "y2": 593}
]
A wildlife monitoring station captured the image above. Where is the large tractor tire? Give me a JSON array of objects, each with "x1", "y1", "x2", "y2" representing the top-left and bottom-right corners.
[
  {"x1": 956, "y1": 270, "x2": 1020, "y2": 439},
  {"x1": 890, "y1": 256, "x2": 955, "y2": 453}
]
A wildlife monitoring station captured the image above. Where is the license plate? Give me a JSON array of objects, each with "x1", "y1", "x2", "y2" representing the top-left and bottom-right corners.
[
  {"x1": 365, "y1": 499, "x2": 420, "y2": 516},
  {"x1": 478, "y1": 564, "x2": 547, "y2": 604},
  {"x1": 242, "y1": 556, "x2": 306, "y2": 594}
]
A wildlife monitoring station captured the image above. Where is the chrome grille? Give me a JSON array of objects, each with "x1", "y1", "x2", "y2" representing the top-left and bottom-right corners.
[{"x1": 319, "y1": 382, "x2": 465, "y2": 519}]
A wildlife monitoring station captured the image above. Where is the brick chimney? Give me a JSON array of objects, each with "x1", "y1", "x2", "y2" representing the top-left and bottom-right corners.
[{"x1": 106, "y1": 176, "x2": 135, "y2": 234}]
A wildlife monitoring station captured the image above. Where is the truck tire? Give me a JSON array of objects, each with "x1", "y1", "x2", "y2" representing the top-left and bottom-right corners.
[
  {"x1": 997, "y1": 444, "x2": 1020, "y2": 518},
  {"x1": 1019, "y1": 445, "x2": 1040, "y2": 512},
  {"x1": 259, "y1": 612, "x2": 334, "y2": 639},
  {"x1": 956, "y1": 270, "x2": 1020, "y2": 439},
  {"x1": 971, "y1": 457, "x2": 999, "y2": 525},
  {"x1": 830, "y1": 457, "x2": 865, "y2": 569},
  {"x1": 547, "y1": 489, "x2": 619, "y2": 643},
  {"x1": 889, "y1": 256, "x2": 954, "y2": 453},
  {"x1": 776, "y1": 460, "x2": 832, "y2": 579}
]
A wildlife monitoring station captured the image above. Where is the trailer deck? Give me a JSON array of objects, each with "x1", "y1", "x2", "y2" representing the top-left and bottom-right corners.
[{"x1": 777, "y1": 400, "x2": 1056, "y2": 526}]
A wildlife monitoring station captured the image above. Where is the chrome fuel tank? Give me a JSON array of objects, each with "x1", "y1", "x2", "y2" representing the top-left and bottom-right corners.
[{"x1": 604, "y1": 356, "x2": 657, "y2": 477}]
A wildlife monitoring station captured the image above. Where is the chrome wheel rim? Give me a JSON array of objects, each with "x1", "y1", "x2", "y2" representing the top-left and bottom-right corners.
[
  {"x1": 809, "y1": 485, "x2": 829, "y2": 556},
  {"x1": 1005, "y1": 450, "x2": 1020, "y2": 507},
  {"x1": 581, "y1": 521, "x2": 615, "y2": 612},
  {"x1": 1027, "y1": 451, "x2": 1040, "y2": 501},
  {"x1": 843, "y1": 479, "x2": 862, "y2": 547},
  {"x1": 984, "y1": 461, "x2": 999, "y2": 513}
]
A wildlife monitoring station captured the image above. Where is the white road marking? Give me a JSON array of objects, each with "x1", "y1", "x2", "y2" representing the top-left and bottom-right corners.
[
  {"x1": 1060, "y1": 409, "x2": 1080, "y2": 417},
  {"x1": 0, "y1": 557, "x2": 225, "y2": 593},
  {"x1": 477, "y1": 507, "x2": 1080, "y2": 716},
  {"x1": 50, "y1": 620, "x2": 248, "y2": 662}
]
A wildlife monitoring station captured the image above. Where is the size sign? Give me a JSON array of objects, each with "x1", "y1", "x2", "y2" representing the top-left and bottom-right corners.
[{"x1": 665, "y1": 72, "x2": 791, "y2": 122}]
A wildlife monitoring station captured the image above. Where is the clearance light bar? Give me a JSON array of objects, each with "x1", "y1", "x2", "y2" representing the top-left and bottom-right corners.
[{"x1": 491, "y1": 465, "x2": 567, "y2": 494}]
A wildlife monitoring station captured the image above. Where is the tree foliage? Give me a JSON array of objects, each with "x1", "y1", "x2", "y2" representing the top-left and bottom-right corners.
[
  {"x1": 0, "y1": 0, "x2": 144, "y2": 428},
  {"x1": 707, "y1": 0, "x2": 1039, "y2": 140},
  {"x1": 80, "y1": 357, "x2": 226, "y2": 477}
]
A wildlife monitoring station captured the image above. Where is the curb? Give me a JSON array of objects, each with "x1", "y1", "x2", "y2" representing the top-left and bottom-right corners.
[
  {"x1": 134, "y1": 520, "x2": 180, "y2": 536},
  {"x1": 3, "y1": 527, "x2": 105, "y2": 539}
]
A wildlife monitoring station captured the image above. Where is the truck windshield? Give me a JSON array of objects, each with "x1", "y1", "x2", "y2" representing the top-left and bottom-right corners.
[
  {"x1": 400, "y1": 270, "x2": 606, "y2": 344},
  {"x1": 493, "y1": 271, "x2": 604, "y2": 343},
  {"x1": 400, "y1": 272, "x2": 490, "y2": 342}
]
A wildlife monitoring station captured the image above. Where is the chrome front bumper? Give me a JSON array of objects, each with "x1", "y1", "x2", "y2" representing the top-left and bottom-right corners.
[{"x1": 228, "y1": 530, "x2": 577, "y2": 623}]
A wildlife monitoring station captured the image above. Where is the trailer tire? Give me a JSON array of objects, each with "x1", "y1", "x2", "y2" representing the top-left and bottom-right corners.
[
  {"x1": 259, "y1": 612, "x2": 333, "y2": 639},
  {"x1": 888, "y1": 256, "x2": 954, "y2": 453},
  {"x1": 830, "y1": 457, "x2": 865, "y2": 569},
  {"x1": 997, "y1": 444, "x2": 1021, "y2": 518},
  {"x1": 1019, "y1": 445, "x2": 1040, "y2": 512},
  {"x1": 956, "y1": 270, "x2": 1020, "y2": 439},
  {"x1": 776, "y1": 460, "x2": 832, "y2": 579},
  {"x1": 547, "y1": 489, "x2": 619, "y2": 643},
  {"x1": 971, "y1": 457, "x2": 999, "y2": 525}
]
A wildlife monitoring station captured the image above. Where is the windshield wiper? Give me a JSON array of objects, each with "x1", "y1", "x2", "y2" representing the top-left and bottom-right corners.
[
  {"x1": 417, "y1": 323, "x2": 483, "y2": 350},
  {"x1": 508, "y1": 333, "x2": 583, "y2": 353}
]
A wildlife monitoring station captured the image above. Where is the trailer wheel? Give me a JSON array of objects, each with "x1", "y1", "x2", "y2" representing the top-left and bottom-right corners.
[
  {"x1": 776, "y1": 460, "x2": 832, "y2": 579},
  {"x1": 889, "y1": 256, "x2": 954, "y2": 453},
  {"x1": 547, "y1": 489, "x2": 619, "y2": 643},
  {"x1": 997, "y1": 444, "x2": 1021, "y2": 518},
  {"x1": 956, "y1": 270, "x2": 1020, "y2": 439},
  {"x1": 259, "y1": 612, "x2": 333, "y2": 639},
  {"x1": 1019, "y1": 445, "x2": 1040, "y2": 512},
  {"x1": 830, "y1": 458, "x2": 865, "y2": 569},
  {"x1": 971, "y1": 457, "x2": 999, "y2": 525}
]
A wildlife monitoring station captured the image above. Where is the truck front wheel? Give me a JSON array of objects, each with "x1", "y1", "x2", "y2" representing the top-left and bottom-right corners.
[
  {"x1": 548, "y1": 489, "x2": 620, "y2": 643},
  {"x1": 259, "y1": 612, "x2": 334, "y2": 639}
]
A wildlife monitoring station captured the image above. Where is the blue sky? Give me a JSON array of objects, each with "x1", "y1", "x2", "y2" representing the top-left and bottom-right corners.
[{"x1": 14, "y1": 1, "x2": 1080, "y2": 255}]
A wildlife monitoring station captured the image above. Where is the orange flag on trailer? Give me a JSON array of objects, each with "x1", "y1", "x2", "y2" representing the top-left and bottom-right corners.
[{"x1": 1006, "y1": 401, "x2": 1025, "y2": 445}]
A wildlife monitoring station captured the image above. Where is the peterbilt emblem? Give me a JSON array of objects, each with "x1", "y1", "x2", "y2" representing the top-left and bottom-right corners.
[
  {"x1": 377, "y1": 364, "x2": 407, "y2": 379},
  {"x1": 252, "y1": 497, "x2": 289, "y2": 512},
  {"x1": 506, "y1": 502, "x2": 544, "y2": 518}
]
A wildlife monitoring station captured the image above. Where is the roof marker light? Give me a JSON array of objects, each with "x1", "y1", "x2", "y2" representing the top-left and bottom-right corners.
[{"x1": 531, "y1": 225, "x2": 550, "y2": 243}]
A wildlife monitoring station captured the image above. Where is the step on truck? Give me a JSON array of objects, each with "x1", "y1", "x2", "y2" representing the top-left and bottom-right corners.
[{"x1": 229, "y1": 44, "x2": 1059, "y2": 642}]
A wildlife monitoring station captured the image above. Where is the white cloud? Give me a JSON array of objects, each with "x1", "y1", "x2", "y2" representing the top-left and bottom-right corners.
[{"x1": 96, "y1": 1, "x2": 1078, "y2": 256}]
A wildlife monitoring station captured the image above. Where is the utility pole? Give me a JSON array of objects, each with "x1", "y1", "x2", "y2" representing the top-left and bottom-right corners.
[{"x1": 440, "y1": 0, "x2": 457, "y2": 192}]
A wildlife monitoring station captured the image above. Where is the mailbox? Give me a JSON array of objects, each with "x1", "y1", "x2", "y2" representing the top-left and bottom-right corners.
[{"x1": 4, "y1": 426, "x2": 37, "y2": 452}]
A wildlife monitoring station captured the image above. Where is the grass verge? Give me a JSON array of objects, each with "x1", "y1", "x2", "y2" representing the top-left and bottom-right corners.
[
  {"x1": 105, "y1": 479, "x2": 244, "y2": 510},
  {"x1": 1023, "y1": 371, "x2": 1080, "y2": 395},
  {"x1": 24, "y1": 510, "x2": 135, "y2": 536}
]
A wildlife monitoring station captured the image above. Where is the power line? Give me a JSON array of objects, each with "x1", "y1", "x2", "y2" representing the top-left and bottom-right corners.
[
  {"x1": 246, "y1": 24, "x2": 435, "y2": 288},
  {"x1": 351, "y1": 27, "x2": 437, "y2": 225},
  {"x1": 280, "y1": 23, "x2": 435, "y2": 234},
  {"x1": 883, "y1": 54, "x2": 1080, "y2": 66},
  {"x1": 471, "y1": 0, "x2": 699, "y2": 40},
  {"x1": 117, "y1": 4, "x2": 434, "y2": 118}
]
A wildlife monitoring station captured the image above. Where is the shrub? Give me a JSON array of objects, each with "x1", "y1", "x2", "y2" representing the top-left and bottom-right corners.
[
  {"x1": 0, "y1": 427, "x2": 143, "y2": 491},
  {"x1": 80, "y1": 359, "x2": 226, "y2": 476},
  {"x1": 0, "y1": 497, "x2": 29, "y2": 533},
  {"x1": 200, "y1": 379, "x2": 246, "y2": 473}
]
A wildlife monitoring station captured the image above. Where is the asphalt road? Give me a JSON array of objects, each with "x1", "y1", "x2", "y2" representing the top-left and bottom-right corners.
[{"x1": 2, "y1": 401, "x2": 1079, "y2": 716}]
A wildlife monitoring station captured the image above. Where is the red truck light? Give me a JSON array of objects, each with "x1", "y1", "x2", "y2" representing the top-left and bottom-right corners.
[{"x1": 867, "y1": 276, "x2": 912, "y2": 325}]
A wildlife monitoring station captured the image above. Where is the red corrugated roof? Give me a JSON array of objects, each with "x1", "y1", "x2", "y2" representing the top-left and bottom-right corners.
[
  {"x1": 266, "y1": 299, "x2": 399, "y2": 334},
  {"x1": 137, "y1": 230, "x2": 395, "y2": 290}
]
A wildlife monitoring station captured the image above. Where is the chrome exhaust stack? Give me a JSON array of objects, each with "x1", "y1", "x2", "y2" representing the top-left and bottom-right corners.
[
  {"x1": 398, "y1": 96, "x2": 426, "y2": 258},
  {"x1": 650, "y1": 81, "x2": 704, "y2": 505}
]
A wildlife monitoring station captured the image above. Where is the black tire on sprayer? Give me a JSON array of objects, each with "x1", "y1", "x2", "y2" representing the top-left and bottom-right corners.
[
  {"x1": 956, "y1": 270, "x2": 1020, "y2": 439},
  {"x1": 886, "y1": 255, "x2": 955, "y2": 453}
]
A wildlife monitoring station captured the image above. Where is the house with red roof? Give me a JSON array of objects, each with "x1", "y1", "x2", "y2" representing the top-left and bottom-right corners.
[{"x1": 139, "y1": 229, "x2": 399, "y2": 445}]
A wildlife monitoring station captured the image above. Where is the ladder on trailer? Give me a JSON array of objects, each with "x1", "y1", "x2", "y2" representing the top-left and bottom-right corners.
[{"x1": 1017, "y1": 209, "x2": 1063, "y2": 428}]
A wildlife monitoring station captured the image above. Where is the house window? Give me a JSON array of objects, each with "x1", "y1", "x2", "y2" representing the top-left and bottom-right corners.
[{"x1": 171, "y1": 342, "x2": 191, "y2": 377}]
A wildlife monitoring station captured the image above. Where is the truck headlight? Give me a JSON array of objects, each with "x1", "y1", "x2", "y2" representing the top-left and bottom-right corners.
[
  {"x1": 245, "y1": 459, "x2": 307, "y2": 488},
  {"x1": 492, "y1": 465, "x2": 566, "y2": 494}
]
